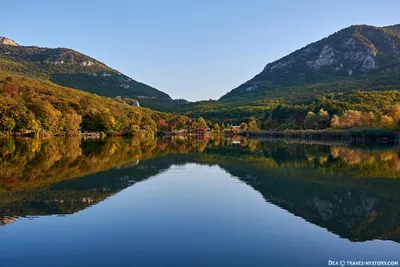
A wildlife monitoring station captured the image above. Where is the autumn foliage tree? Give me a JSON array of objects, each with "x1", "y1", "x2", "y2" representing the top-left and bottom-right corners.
[{"x1": 0, "y1": 75, "x2": 194, "y2": 137}]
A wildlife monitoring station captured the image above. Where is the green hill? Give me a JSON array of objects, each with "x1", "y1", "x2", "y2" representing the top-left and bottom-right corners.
[
  {"x1": 0, "y1": 37, "x2": 171, "y2": 103},
  {"x1": 0, "y1": 74, "x2": 193, "y2": 137}
]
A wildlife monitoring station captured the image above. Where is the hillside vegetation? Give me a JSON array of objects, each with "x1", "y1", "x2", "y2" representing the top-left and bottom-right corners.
[
  {"x1": 147, "y1": 24, "x2": 400, "y2": 131},
  {"x1": 0, "y1": 42, "x2": 171, "y2": 102},
  {"x1": 221, "y1": 24, "x2": 400, "y2": 101},
  {"x1": 0, "y1": 74, "x2": 199, "y2": 137}
]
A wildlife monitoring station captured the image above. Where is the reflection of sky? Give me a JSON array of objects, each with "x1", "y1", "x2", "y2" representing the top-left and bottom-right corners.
[{"x1": 0, "y1": 164, "x2": 399, "y2": 267}]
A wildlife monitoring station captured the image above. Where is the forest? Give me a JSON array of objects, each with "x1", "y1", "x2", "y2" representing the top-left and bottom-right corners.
[
  {"x1": 1, "y1": 72, "x2": 400, "y2": 138},
  {"x1": 0, "y1": 74, "x2": 216, "y2": 137},
  {"x1": 159, "y1": 90, "x2": 400, "y2": 134}
]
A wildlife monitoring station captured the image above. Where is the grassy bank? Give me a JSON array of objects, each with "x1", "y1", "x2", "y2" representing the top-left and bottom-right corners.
[{"x1": 247, "y1": 128, "x2": 400, "y2": 143}]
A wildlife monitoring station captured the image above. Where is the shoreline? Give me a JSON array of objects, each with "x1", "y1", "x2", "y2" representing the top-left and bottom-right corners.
[
  {"x1": 246, "y1": 129, "x2": 400, "y2": 144},
  {"x1": 2, "y1": 128, "x2": 400, "y2": 144}
]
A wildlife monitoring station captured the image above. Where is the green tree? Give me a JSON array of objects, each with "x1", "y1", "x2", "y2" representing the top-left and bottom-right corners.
[
  {"x1": 197, "y1": 117, "x2": 208, "y2": 128},
  {"x1": 248, "y1": 117, "x2": 259, "y2": 131},
  {"x1": 0, "y1": 117, "x2": 16, "y2": 133},
  {"x1": 318, "y1": 109, "x2": 330, "y2": 129},
  {"x1": 304, "y1": 112, "x2": 319, "y2": 129},
  {"x1": 213, "y1": 123, "x2": 221, "y2": 133}
]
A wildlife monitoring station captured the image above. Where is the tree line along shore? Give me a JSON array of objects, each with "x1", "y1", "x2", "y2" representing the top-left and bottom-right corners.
[{"x1": 1, "y1": 75, "x2": 400, "y2": 143}]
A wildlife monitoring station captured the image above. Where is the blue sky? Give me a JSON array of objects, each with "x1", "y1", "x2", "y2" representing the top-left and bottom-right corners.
[{"x1": 3, "y1": 0, "x2": 400, "y2": 101}]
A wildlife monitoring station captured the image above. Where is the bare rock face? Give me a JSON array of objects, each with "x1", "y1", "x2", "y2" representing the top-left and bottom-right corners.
[
  {"x1": 306, "y1": 45, "x2": 336, "y2": 69},
  {"x1": 131, "y1": 99, "x2": 140, "y2": 107},
  {"x1": 0, "y1": 37, "x2": 19, "y2": 46}
]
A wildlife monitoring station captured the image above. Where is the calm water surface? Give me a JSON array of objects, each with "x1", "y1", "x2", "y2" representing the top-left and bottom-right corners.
[{"x1": 0, "y1": 137, "x2": 399, "y2": 267}]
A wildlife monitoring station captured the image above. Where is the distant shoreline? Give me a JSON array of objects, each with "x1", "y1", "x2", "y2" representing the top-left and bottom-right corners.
[
  {"x1": 2, "y1": 128, "x2": 399, "y2": 145},
  {"x1": 246, "y1": 129, "x2": 400, "y2": 144}
]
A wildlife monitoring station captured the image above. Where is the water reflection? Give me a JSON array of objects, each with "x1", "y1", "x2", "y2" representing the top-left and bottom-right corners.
[{"x1": 1, "y1": 137, "x2": 400, "y2": 243}]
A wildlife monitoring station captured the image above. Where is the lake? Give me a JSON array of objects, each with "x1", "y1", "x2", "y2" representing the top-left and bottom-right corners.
[{"x1": 0, "y1": 137, "x2": 400, "y2": 267}]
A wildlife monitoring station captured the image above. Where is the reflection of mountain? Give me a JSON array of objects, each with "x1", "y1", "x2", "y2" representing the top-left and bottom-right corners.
[
  {"x1": 0, "y1": 216, "x2": 18, "y2": 226},
  {"x1": 1, "y1": 138, "x2": 400, "y2": 243},
  {"x1": 0, "y1": 156, "x2": 180, "y2": 224},
  {"x1": 211, "y1": 159, "x2": 400, "y2": 242},
  {"x1": 193, "y1": 143, "x2": 400, "y2": 242}
]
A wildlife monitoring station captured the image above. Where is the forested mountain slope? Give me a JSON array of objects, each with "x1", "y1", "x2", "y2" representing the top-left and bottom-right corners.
[
  {"x1": 0, "y1": 37, "x2": 171, "y2": 103},
  {"x1": 221, "y1": 24, "x2": 400, "y2": 101}
]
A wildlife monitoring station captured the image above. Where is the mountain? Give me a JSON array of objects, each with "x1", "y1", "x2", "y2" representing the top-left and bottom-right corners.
[
  {"x1": 0, "y1": 37, "x2": 172, "y2": 103},
  {"x1": 221, "y1": 24, "x2": 400, "y2": 101}
]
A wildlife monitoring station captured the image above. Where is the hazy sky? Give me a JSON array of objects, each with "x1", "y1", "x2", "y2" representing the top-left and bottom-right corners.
[{"x1": 3, "y1": 0, "x2": 400, "y2": 101}]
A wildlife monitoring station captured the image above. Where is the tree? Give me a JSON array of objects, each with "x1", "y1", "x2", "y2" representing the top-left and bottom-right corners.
[
  {"x1": 304, "y1": 111, "x2": 319, "y2": 129},
  {"x1": 380, "y1": 115, "x2": 395, "y2": 129},
  {"x1": 63, "y1": 112, "x2": 81, "y2": 134},
  {"x1": 0, "y1": 117, "x2": 16, "y2": 133},
  {"x1": 338, "y1": 110, "x2": 362, "y2": 129},
  {"x1": 388, "y1": 105, "x2": 400, "y2": 128},
  {"x1": 318, "y1": 109, "x2": 330, "y2": 129},
  {"x1": 213, "y1": 124, "x2": 221, "y2": 133},
  {"x1": 190, "y1": 120, "x2": 197, "y2": 130},
  {"x1": 240, "y1": 122, "x2": 248, "y2": 131},
  {"x1": 330, "y1": 115, "x2": 340, "y2": 129},
  {"x1": 157, "y1": 119, "x2": 169, "y2": 131},
  {"x1": 248, "y1": 117, "x2": 259, "y2": 131},
  {"x1": 197, "y1": 117, "x2": 208, "y2": 128},
  {"x1": 174, "y1": 116, "x2": 188, "y2": 130},
  {"x1": 361, "y1": 112, "x2": 376, "y2": 128},
  {"x1": 127, "y1": 124, "x2": 141, "y2": 136},
  {"x1": 262, "y1": 117, "x2": 275, "y2": 130}
]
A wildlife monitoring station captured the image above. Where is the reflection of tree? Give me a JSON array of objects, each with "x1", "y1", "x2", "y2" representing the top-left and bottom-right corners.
[
  {"x1": 0, "y1": 137, "x2": 212, "y2": 192},
  {"x1": 2, "y1": 137, "x2": 400, "y2": 242},
  {"x1": 331, "y1": 146, "x2": 362, "y2": 165},
  {"x1": 328, "y1": 146, "x2": 400, "y2": 177},
  {"x1": 2, "y1": 138, "x2": 400, "y2": 193}
]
